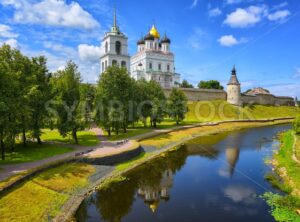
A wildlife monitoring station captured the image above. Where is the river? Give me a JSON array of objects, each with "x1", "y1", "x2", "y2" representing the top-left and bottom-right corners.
[{"x1": 75, "y1": 124, "x2": 291, "y2": 222}]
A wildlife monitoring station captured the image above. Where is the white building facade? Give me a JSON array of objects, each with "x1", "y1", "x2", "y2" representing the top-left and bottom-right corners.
[
  {"x1": 100, "y1": 12, "x2": 180, "y2": 88},
  {"x1": 130, "y1": 25, "x2": 180, "y2": 88}
]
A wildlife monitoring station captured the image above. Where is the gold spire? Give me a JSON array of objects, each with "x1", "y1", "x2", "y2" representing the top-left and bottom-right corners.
[{"x1": 149, "y1": 25, "x2": 160, "y2": 39}]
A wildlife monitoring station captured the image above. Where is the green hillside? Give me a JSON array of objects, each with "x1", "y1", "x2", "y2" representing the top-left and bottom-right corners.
[{"x1": 185, "y1": 100, "x2": 300, "y2": 123}]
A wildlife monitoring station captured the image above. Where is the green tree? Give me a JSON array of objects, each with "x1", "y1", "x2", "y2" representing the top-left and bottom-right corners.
[
  {"x1": 198, "y1": 80, "x2": 224, "y2": 90},
  {"x1": 180, "y1": 79, "x2": 194, "y2": 88},
  {"x1": 147, "y1": 81, "x2": 166, "y2": 127},
  {"x1": 95, "y1": 66, "x2": 134, "y2": 135},
  {"x1": 12, "y1": 48, "x2": 32, "y2": 147},
  {"x1": 168, "y1": 88, "x2": 188, "y2": 125},
  {"x1": 79, "y1": 83, "x2": 96, "y2": 125},
  {"x1": 53, "y1": 61, "x2": 83, "y2": 144},
  {"x1": 135, "y1": 79, "x2": 152, "y2": 127},
  {"x1": 293, "y1": 116, "x2": 300, "y2": 135},
  {"x1": 0, "y1": 45, "x2": 18, "y2": 159},
  {"x1": 0, "y1": 45, "x2": 35, "y2": 159},
  {"x1": 135, "y1": 79, "x2": 166, "y2": 127},
  {"x1": 28, "y1": 56, "x2": 52, "y2": 144}
]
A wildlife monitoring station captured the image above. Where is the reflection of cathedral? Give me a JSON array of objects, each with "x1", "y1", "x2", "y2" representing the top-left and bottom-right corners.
[{"x1": 138, "y1": 169, "x2": 173, "y2": 212}]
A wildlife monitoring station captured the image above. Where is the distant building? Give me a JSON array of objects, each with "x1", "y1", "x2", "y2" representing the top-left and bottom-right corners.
[
  {"x1": 227, "y1": 66, "x2": 242, "y2": 106},
  {"x1": 244, "y1": 87, "x2": 270, "y2": 96},
  {"x1": 130, "y1": 25, "x2": 180, "y2": 88},
  {"x1": 226, "y1": 67, "x2": 295, "y2": 107},
  {"x1": 100, "y1": 10, "x2": 180, "y2": 88}
]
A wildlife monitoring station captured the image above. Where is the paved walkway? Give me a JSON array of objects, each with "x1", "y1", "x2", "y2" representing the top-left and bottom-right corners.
[{"x1": 0, "y1": 127, "x2": 132, "y2": 181}]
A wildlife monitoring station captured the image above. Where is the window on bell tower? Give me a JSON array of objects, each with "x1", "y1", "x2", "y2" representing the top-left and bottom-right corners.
[
  {"x1": 105, "y1": 42, "x2": 108, "y2": 53},
  {"x1": 112, "y1": 60, "x2": 118, "y2": 66},
  {"x1": 115, "y1": 41, "x2": 121, "y2": 55}
]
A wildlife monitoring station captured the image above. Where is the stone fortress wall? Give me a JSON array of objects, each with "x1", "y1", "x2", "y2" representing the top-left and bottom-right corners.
[
  {"x1": 163, "y1": 88, "x2": 227, "y2": 101},
  {"x1": 163, "y1": 67, "x2": 296, "y2": 107},
  {"x1": 163, "y1": 88, "x2": 295, "y2": 106},
  {"x1": 241, "y1": 94, "x2": 294, "y2": 106}
]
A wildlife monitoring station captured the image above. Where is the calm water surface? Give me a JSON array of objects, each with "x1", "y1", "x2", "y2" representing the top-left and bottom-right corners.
[{"x1": 76, "y1": 124, "x2": 291, "y2": 222}]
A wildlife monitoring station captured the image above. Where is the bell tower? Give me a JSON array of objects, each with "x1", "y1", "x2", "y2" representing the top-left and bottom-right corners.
[
  {"x1": 100, "y1": 9, "x2": 130, "y2": 73},
  {"x1": 227, "y1": 66, "x2": 242, "y2": 106}
]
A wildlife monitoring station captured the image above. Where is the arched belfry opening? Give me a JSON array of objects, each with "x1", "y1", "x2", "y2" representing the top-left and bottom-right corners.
[{"x1": 115, "y1": 41, "x2": 121, "y2": 55}]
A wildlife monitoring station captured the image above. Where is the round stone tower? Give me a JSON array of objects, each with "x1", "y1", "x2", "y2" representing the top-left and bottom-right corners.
[{"x1": 227, "y1": 66, "x2": 242, "y2": 106}]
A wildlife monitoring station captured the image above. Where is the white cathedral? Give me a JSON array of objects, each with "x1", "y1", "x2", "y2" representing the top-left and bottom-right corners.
[{"x1": 100, "y1": 12, "x2": 180, "y2": 88}]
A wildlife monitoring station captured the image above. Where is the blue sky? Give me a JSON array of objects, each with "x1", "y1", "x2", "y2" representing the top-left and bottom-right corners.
[{"x1": 0, "y1": 0, "x2": 299, "y2": 98}]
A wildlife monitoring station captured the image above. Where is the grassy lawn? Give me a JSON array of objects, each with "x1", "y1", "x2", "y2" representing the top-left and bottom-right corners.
[
  {"x1": 104, "y1": 119, "x2": 196, "y2": 141},
  {"x1": 41, "y1": 129, "x2": 99, "y2": 146},
  {"x1": 0, "y1": 163, "x2": 95, "y2": 222},
  {"x1": 186, "y1": 100, "x2": 300, "y2": 122},
  {"x1": 0, "y1": 172, "x2": 28, "y2": 190},
  {"x1": 296, "y1": 135, "x2": 300, "y2": 161},
  {"x1": 0, "y1": 143, "x2": 74, "y2": 165},
  {"x1": 263, "y1": 130, "x2": 300, "y2": 222},
  {"x1": 276, "y1": 131, "x2": 300, "y2": 190}
]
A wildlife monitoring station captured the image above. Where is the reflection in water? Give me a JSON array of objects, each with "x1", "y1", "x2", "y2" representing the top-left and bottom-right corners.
[
  {"x1": 225, "y1": 148, "x2": 240, "y2": 176},
  {"x1": 138, "y1": 169, "x2": 173, "y2": 212},
  {"x1": 76, "y1": 124, "x2": 291, "y2": 222}
]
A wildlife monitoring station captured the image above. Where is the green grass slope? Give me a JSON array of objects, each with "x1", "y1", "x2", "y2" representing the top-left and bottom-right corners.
[
  {"x1": 186, "y1": 100, "x2": 300, "y2": 123},
  {"x1": 0, "y1": 143, "x2": 74, "y2": 165}
]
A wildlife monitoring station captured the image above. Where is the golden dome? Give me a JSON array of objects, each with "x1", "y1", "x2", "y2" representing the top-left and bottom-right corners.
[
  {"x1": 149, "y1": 201, "x2": 159, "y2": 213},
  {"x1": 149, "y1": 25, "x2": 160, "y2": 39}
]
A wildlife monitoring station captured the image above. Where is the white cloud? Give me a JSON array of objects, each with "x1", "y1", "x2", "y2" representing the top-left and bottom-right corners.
[
  {"x1": 267, "y1": 10, "x2": 290, "y2": 21},
  {"x1": 294, "y1": 68, "x2": 300, "y2": 78},
  {"x1": 224, "y1": 6, "x2": 267, "y2": 28},
  {"x1": 1, "y1": 0, "x2": 99, "y2": 29},
  {"x1": 189, "y1": 0, "x2": 198, "y2": 9},
  {"x1": 187, "y1": 28, "x2": 211, "y2": 50},
  {"x1": 226, "y1": 0, "x2": 242, "y2": 4},
  {"x1": 209, "y1": 8, "x2": 222, "y2": 17},
  {"x1": 0, "y1": 24, "x2": 18, "y2": 38},
  {"x1": 272, "y1": 2, "x2": 288, "y2": 10},
  {"x1": 224, "y1": 185, "x2": 256, "y2": 204},
  {"x1": 1, "y1": 38, "x2": 18, "y2": 48},
  {"x1": 78, "y1": 44, "x2": 102, "y2": 62},
  {"x1": 43, "y1": 41, "x2": 76, "y2": 56},
  {"x1": 218, "y1": 35, "x2": 247, "y2": 47},
  {"x1": 0, "y1": 0, "x2": 22, "y2": 8}
]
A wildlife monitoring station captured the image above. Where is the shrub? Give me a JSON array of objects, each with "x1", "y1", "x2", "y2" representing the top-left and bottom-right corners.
[{"x1": 293, "y1": 116, "x2": 300, "y2": 135}]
